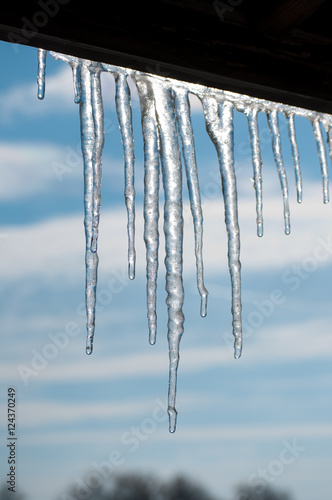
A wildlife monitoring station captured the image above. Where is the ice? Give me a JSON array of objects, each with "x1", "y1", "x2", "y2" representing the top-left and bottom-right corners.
[
  {"x1": 69, "y1": 59, "x2": 82, "y2": 104},
  {"x1": 312, "y1": 118, "x2": 329, "y2": 204},
  {"x1": 327, "y1": 125, "x2": 332, "y2": 164},
  {"x1": 267, "y1": 109, "x2": 291, "y2": 235},
  {"x1": 201, "y1": 95, "x2": 242, "y2": 359},
  {"x1": 151, "y1": 79, "x2": 185, "y2": 433},
  {"x1": 90, "y1": 66, "x2": 104, "y2": 255},
  {"x1": 38, "y1": 49, "x2": 332, "y2": 431},
  {"x1": 173, "y1": 87, "x2": 208, "y2": 317},
  {"x1": 50, "y1": 53, "x2": 105, "y2": 355},
  {"x1": 134, "y1": 75, "x2": 160, "y2": 346},
  {"x1": 286, "y1": 113, "x2": 302, "y2": 204},
  {"x1": 246, "y1": 106, "x2": 264, "y2": 237},
  {"x1": 37, "y1": 49, "x2": 47, "y2": 100},
  {"x1": 80, "y1": 62, "x2": 105, "y2": 355},
  {"x1": 113, "y1": 72, "x2": 136, "y2": 279}
]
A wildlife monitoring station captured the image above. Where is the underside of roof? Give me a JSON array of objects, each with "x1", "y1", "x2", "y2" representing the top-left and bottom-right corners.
[{"x1": 0, "y1": 0, "x2": 331, "y2": 113}]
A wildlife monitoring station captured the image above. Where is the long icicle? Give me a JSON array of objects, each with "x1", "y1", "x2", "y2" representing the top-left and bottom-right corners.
[
  {"x1": 312, "y1": 118, "x2": 329, "y2": 204},
  {"x1": 246, "y1": 106, "x2": 264, "y2": 237},
  {"x1": 115, "y1": 73, "x2": 136, "y2": 279},
  {"x1": 37, "y1": 49, "x2": 47, "y2": 100},
  {"x1": 173, "y1": 87, "x2": 208, "y2": 317},
  {"x1": 286, "y1": 112, "x2": 302, "y2": 203},
  {"x1": 135, "y1": 75, "x2": 160, "y2": 345},
  {"x1": 327, "y1": 125, "x2": 332, "y2": 165},
  {"x1": 79, "y1": 62, "x2": 104, "y2": 355},
  {"x1": 90, "y1": 65, "x2": 104, "y2": 255},
  {"x1": 267, "y1": 109, "x2": 291, "y2": 235},
  {"x1": 152, "y1": 79, "x2": 185, "y2": 433},
  {"x1": 325, "y1": 124, "x2": 332, "y2": 166},
  {"x1": 201, "y1": 95, "x2": 242, "y2": 359}
]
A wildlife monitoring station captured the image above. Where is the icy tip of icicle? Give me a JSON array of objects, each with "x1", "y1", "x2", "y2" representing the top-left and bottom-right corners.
[
  {"x1": 285, "y1": 216, "x2": 291, "y2": 236},
  {"x1": 37, "y1": 86, "x2": 45, "y2": 101},
  {"x1": 149, "y1": 327, "x2": 157, "y2": 345},
  {"x1": 323, "y1": 189, "x2": 330, "y2": 204},
  {"x1": 37, "y1": 49, "x2": 47, "y2": 100},
  {"x1": 128, "y1": 260, "x2": 135, "y2": 280},
  {"x1": 200, "y1": 293, "x2": 208, "y2": 318},
  {"x1": 257, "y1": 222, "x2": 263, "y2": 238},
  {"x1": 86, "y1": 338, "x2": 93, "y2": 355},
  {"x1": 168, "y1": 406, "x2": 178, "y2": 433},
  {"x1": 297, "y1": 190, "x2": 303, "y2": 204}
]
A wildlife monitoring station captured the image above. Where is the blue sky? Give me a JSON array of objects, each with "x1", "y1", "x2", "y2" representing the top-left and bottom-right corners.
[{"x1": 0, "y1": 39, "x2": 332, "y2": 500}]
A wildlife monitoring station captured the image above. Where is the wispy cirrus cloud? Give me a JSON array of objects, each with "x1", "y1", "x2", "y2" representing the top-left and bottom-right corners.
[
  {"x1": 2, "y1": 317, "x2": 332, "y2": 386},
  {"x1": 0, "y1": 66, "x2": 77, "y2": 123},
  {"x1": 1, "y1": 182, "x2": 332, "y2": 282},
  {"x1": 0, "y1": 141, "x2": 65, "y2": 199}
]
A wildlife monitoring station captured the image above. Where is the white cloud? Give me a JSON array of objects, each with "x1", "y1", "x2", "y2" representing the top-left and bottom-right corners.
[
  {"x1": 17, "y1": 398, "x2": 160, "y2": 427},
  {"x1": 1, "y1": 179, "x2": 332, "y2": 282},
  {"x1": 0, "y1": 139, "x2": 130, "y2": 200},
  {"x1": 17, "y1": 420, "x2": 332, "y2": 447},
  {"x1": 2, "y1": 316, "x2": 332, "y2": 385},
  {"x1": 0, "y1": 141, "x2": 66, "y2": 199},
  {"x1": 0, "y1": 66, "x2": 77, "y2": 123},
  {"x1": 160, "y1": 422, "x2": 332, "y2": 441}
]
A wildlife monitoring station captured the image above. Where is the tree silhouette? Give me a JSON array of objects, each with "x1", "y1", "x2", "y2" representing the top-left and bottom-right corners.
[
  {"x1": 160, "y1": 475, "x2": 217, "y2": 500},
  {"x1": 0, "y1": 484, "x2": 26, "y2": 500},
  {"x1": 235, "y1": 484, "x2": 292, "y2": 500},
  {"x1": 0, "y1": 474, "x2": 294, "y2": 500},
  {"x1": 62, "y1": 472, "x2": 217, "y2": 500},
  {"x1": 105, "y1": 473, "x2": 160, "y2": 500}
]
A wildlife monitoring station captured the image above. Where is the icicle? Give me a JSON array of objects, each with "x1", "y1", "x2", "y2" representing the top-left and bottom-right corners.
[
  {"x1": 90, "y1": 65, "x2": 104, "y2": 254},
  {"x1": 201, "y1": 96, "x2": 242, "y2": 359},
  {"x1": 286, "y1": 113, "x2": 302, "y2": 203},
  {"x1": 152, "y1": 79, "x2": 185, "y2": 433},
  {"x1": 41, "y1": 49, "x2": 332, "y2": 433},
  {"x1": 246, "y1": 106, "x2": 264, "y2": 237},
  {"x1": 135, "y1": 75, "x2": 160, "y2": 345},
  {"x1": 173, "y1": 87, "x2": 208, "y2": 317},
  {"x1": 115, "y1": 73, "x2": 136, "y2": 280},
  {"x1": 50, "y1": 51, "x2": 82, "y2": 103},
  {"x1": 327, "y1": 125, "x2": 332, "y2": 166},
  {"x1": 37, "y1": 49, "x2": 47, "y2": 100},
  {"x1": 267, "y1": 109, "x2": 291, "y2": 235},
  {"x1": 79, "y1": 61, "x2": 105, "y2": 355},
  {"x1": 327, "y1": 125, "x2": 332, "y2": 164},
  {"x1": 70, "y1": 60, "x2": 82, "y2": 104},
  {"x1": 312, "y1": 119, "x2": 329, "y2": 204}
]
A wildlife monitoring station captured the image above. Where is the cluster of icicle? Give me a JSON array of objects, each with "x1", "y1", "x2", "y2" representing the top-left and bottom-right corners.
[{"x1": 37, "y1": 48, "x2": 332, "y2": 432}]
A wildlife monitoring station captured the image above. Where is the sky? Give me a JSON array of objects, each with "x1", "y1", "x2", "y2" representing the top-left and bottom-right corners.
[{"x1": 0, "y1": 39, "x2": 332, "y2": 500}]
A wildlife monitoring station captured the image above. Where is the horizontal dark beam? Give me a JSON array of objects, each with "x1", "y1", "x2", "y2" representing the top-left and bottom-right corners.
[
  {"x1": 255, "y1": 0, "x2": 327, "y2": 35},
  {"x1": 0, "y1": 1, "x2": 331, "y2": 114}
]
